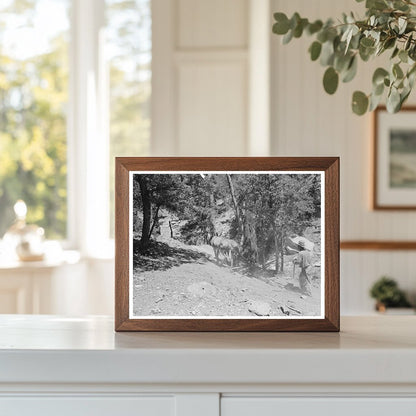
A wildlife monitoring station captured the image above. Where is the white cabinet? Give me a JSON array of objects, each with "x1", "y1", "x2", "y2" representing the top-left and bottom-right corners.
[
  {"x1": 0, "y1": 316, "x2": 416, "y2": 416},
  {"x1": 222, "y1": 398, "x2": 416, "y2": 416},
  {"x1": 1, "y1": 397, "x2": 175, "y2": 416}
]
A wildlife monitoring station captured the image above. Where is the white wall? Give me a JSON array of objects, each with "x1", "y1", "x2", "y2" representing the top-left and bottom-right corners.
[
  {"x1": 271, "y1": 0, "x2": 416, "y2": 313},
  {"x1": 152, "y1": 0, "x2": 272, "y2": 157}
]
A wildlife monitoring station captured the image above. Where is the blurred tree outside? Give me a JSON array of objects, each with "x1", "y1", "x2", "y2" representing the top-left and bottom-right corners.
[
  {"x1": 0, "y1": 0, "x2": 151, "y2": 240},
  {"x1": 0, "y1": 0, "x2": 70, "y2": 239}
]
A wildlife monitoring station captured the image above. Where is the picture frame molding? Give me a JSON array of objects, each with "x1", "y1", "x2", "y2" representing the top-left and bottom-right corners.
[
  {"x1": 373, "y1": 105, "x2": 416, "y2": 210},
  {"x1": 115, "y1": 157, "x2": 340, "y2": 332}
]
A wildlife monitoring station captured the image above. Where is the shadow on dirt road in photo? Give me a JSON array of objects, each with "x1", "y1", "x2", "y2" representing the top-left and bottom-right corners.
[{"x1": 134, "y1": 239, "x2": 209, "y2": 272}]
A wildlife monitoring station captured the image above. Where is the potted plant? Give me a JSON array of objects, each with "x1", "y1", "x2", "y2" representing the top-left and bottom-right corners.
[{"x1": 369, "y1": 276, "x2": 413, "y2": 313}]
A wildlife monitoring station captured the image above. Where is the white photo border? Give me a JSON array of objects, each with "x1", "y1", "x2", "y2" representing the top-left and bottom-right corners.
[{"x1": 129, "y1": 171, "x2": 325, "y2": 320}]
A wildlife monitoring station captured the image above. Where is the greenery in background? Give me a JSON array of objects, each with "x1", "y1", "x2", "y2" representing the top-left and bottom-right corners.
[
  {"x1": 273, "y1": 0, "x2": 416, "y2": 115},
  {"x1": 0, "y1": 0, "x2": 69, "y2": 238},
  {"x1": 370, "y1": 276, "x2": 412, "y2": 307},
  {"x1": 108, "y1": 0, "x2": 151, "y2": 237},
  {"x1": 0, "y1": 0, "x2": 151, "y2": 239}
]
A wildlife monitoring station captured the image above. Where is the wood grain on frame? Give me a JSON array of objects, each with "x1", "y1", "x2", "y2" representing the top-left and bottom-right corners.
[
  {"x1": 373, "y1": 106, "x2": 416, "y2": 210},
  {"x1": 115, "y1": 157, "x2": 340, "y2": 332}
]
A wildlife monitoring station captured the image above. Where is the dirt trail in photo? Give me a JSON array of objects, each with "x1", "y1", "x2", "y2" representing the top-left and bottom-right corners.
[{"x1": 132, "y1": 238, "x2": 321, "y2": 317}]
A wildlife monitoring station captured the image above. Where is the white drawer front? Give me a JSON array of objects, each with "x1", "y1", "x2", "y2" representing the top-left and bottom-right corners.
[
  {"x1": 0, "y1": 396, "x2": 175, "y2": 416},
  {"x1": 222, "y1": 398, "x2": 416, "y2": 416}
]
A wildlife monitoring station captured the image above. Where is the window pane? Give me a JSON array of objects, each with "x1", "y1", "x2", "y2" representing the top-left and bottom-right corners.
[
  {"x1": 0, "y1": 0, "x2": 70, "y2": 239},
  {"x1": 106, "y1": 0, "x2": 151, "y2": 237}
]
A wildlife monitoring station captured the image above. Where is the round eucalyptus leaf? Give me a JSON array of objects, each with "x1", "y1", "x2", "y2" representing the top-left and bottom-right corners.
[
  {"x1": 372, "y1": 67, "x2": 389, "y2": 86},
  {"x1": 352, "y1": 91, "x2": 369, "y2": 115},
  {"x1": 317, "y1": 29, "x2": 328, "y2": 43},
  {"x1": 368, "y1": 0, "x2": 388, "y2": 11},
  {"x1": 320, "y1": 40, "x2": 335, "y2": 66},
  {"x1": 342, "y1": 56, "x2": 357, "y2": 83},
  {"x1": 290, "y1": 12, "x2": 301, "y2": 29},
  {"x1": 307, "y1": 20, "x2": 323, "y2": 35},
  {"x1": 309, "y1": 41, "x2": 322, "y2": 61},
  {"x1": 273, "y1": 13, "x2": 290, "y2": 34},
  {"x1": 359, "y1": 44, "x2": 375, "y2": 62},
  {"x1": 293, "y1": 18, "x2": 308, "y2": 38},
  {"x1": 334, "y1": 52, "x2": 351, "y2": 72},
  {"x1": 373, "y1": 82, "x2": 385, "y2": 96},
  {"x1": 360, "y1": 37, "x2": 375, "y2": 48},
  {"x1": 323, "y1": 67, "x2": 339, "y2": 95}
]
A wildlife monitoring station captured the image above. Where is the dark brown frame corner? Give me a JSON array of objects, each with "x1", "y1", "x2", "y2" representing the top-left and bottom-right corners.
[{"x1": 115, "y1": 157, "x2": 340, "y2": 332}]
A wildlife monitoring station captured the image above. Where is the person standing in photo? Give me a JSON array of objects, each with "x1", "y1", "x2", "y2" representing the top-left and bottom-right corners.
[{"x1": 293, "y1": 240, "x2": 312, "y2": 296}]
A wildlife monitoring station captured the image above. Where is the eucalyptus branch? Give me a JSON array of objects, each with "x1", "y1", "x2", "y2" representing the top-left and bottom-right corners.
[{"x1": 272, "y1": 0, "x2": 416, "y2": 115}]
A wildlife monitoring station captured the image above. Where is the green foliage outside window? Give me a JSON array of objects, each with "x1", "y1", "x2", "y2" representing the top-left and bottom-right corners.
[
  {"x1": 0, "y1": 0, "x2": 151, "y2": 240},
  {"x1": 0, "y1": 0, "x2": 69, "y2": 238}
]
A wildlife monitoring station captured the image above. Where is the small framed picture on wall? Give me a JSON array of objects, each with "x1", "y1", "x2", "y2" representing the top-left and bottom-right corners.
[
  {"x1": 115, "y1": 157, "x2": 339, "y2": 332},
  {"x1": 374, "y1": 106, "x2": 416, "y2": 209}
]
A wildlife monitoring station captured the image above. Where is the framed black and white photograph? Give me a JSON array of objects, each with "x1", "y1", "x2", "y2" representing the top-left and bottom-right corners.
[
  {"x1": 115, "y1": 157, "x2": 339, "y2": 332},
  {"x1": 374, "y1": 106, "x2": 416, "y2": 210}
]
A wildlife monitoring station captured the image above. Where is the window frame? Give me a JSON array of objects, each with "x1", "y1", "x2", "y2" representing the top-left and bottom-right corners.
[
  {"x1": 0, "y1": 0, "x2": 152, "y2": 257},
  {"x1": 67, "y1": 0, "x2": 112, "y2": 257}
]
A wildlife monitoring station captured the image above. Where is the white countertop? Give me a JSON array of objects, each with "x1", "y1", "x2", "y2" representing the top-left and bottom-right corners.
[{"x1": 0, "y1": 315, "x2": 415, "y2": 386}]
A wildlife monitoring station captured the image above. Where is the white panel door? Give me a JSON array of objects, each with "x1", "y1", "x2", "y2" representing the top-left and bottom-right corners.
[
  {"x1": 177, "y1": 0, "x2": 248, "y2": 49},
  {"x1": 177, "y1": 61, "x2": 247, "y2": 156},
  {"x1": 152, "y1": 0, "x2": 252, "y2": 157}
]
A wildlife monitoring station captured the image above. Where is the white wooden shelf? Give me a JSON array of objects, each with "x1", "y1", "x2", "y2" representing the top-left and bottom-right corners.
[{"x1": 1, "y1": 315, "x2": 416, "y2": 415}]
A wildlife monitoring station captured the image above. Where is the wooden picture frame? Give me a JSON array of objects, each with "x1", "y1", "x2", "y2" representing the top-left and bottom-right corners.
[
  {"x1": 373, "y1": 106, "x2": 416, "y2": 210},
  {"x1": 115, "y1": 157, "x2": 339, "y2": 332}
]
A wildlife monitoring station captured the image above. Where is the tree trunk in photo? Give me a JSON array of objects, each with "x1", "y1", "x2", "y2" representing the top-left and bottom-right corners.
[
  {"x1": 280, "y1": 233, "x2": 284, "y2": 272},
  {"x1": 261, "y1": 250, "x2": 266, "y2": 270},
  {"x1": 138, "y1": 176, "x2": 151, "y2": 250},
  {"x1": 274, "y1": 233, "x2": 279, "y2": 276},
  {"x1": 226, "y1": 174, "x2": 242, "y2": 236},
  {"x1": 148, "y1": 204, "x2": 161, "y2": 239},
  {"x1": 208, "y1": 189, "x2": 216, "y2": 240},
  {"x1": 169, "y1": 220, "x2": 174, "y2": 238},
  {"x1": 245, "y1": 212, "x2": 259, "y2": 264}
]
